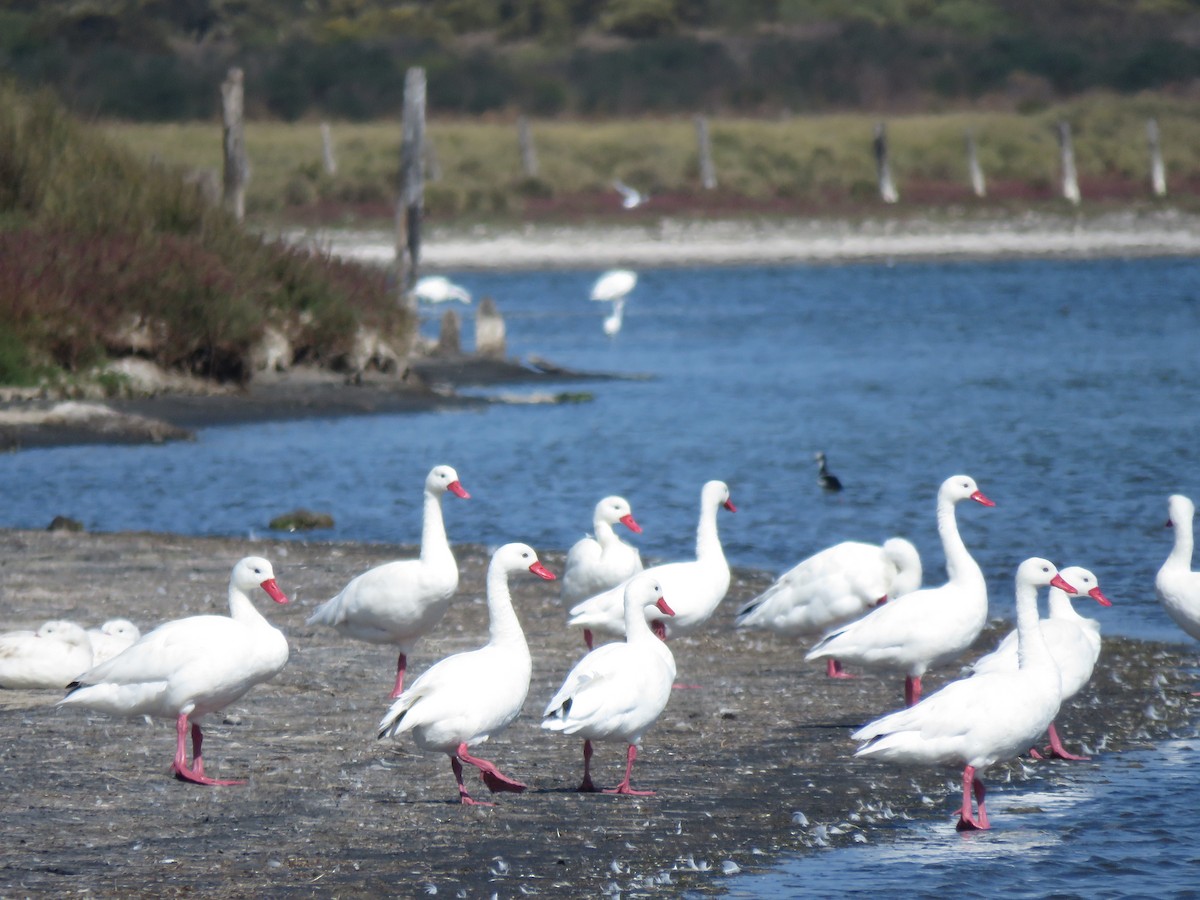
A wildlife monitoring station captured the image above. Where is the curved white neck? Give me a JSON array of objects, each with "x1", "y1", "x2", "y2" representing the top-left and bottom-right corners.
[
  {"x1": 419, "y1": 489, "x2": 452, "y2": 564},
  {"x1": 1016, "y1": 580, "x2": 1056, "y2": 672},
  {"x1": 937, "y1": 498, "x2": 983, "y2": 587},
  {"x1": 695, "y1": 501, "x2": 726, "y2": 564},
  {"x1": 485, "y1": 568, "x2": 528, "y2": 649},
  {"x1": 1047, "y1": 588, "x2": 1084, "y2": 622},
  {"x1": 624, "y1": 598, "x2": 658, "y2": 644},
  {"x1": 1168, "y1": 516, "x2": 1195, "y2": 569},
  {"x1": 595, "y1": 518, "x2": 618, "y2": 549},
  {"x1": 228, "y1": 586, "x2": 268, "y2": 626}
]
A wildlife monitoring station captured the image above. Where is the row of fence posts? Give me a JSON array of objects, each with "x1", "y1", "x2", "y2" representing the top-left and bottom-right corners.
[{"x1": 219, "y1": 66, "x2": 1174, "y2": 300}]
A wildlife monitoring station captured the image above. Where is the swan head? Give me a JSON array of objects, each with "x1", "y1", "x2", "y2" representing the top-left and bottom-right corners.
[
  {"x1": 492, "y1": 542, "x2": 556, "y2": 581},
  {"x1": 97, "y1": 619, "x2": 141, "y2": 640},
  {"x1": 1166, "y1": 494, "x2": 1194, "y2": 529},
  {"x1": 625, "y1": 574, "x2": 674, "y2": 617},
  {"x1": 232, "y1": 557, "x2": 289, "y2": 605},
  {"x1": 36, "y1": 620, "x2": 91, "y2": 647},
  {"x1": 427, "y1": 464, "x2": 470, "y2": 499},
  {"x1": 940, "y1": 474, "x2": 995, "y2": 507},
  {"x1": 703, "y1": 480, "x2": 736, "y2": 513},
  {"x1": 1057, "y1": 566, "x2": 1111, "y2": 607},
  {"x1": 1017, "y1": 557, "x2": 1076, "y2": 594},
  {"x1": 596, "y1": 496, "x2": 641, "y2": 534}
]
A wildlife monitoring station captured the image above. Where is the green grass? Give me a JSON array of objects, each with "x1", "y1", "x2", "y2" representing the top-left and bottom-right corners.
[{"x1": 100, "y1": 93, "x2": 1200, "y2": 224}]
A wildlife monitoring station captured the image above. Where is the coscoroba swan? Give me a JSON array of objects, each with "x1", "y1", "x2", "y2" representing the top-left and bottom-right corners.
[
  {"x1": 1156, "y1": 494, "x2": 1200, "y2": 643},
  {"x1": 735, "y1": 537, "x2": 922, "y2": 678},
  {"x1": 377, "y1": 543, "x2": 555, "y2": 806},
  {"x1": 543, "y1": 574, "x2": 676, "y2": 795},
  {"x1": 806, "y1": 474, "x2": 994, "y2": 706},
  {"x1": 567, "y1": 480, "x2": 735, "y2": 648},
  {"x1": 87, "y1": 619, "x2": 142, "y2": 665},
  {"x1": 307, "y1": 464, "x2": 470, "y2": 697},
  {"x1": 561, "y1": 495, "x2": 644, "y2": 606},
  {"x1": 969, "y1": 566, "x2": 1111, "y2": 760},
  {"x1": 0, "y1": 620, "x2": 93, "y2": 689},
  {"x1": 853, "y1": 558, "x2": 1075, "y2": 831},
  {"x1": 58, "y1": 557, "x2": 290, "y2": 786}
]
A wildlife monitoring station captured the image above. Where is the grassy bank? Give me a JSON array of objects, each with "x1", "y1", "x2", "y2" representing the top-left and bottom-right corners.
[{"x1": 102, "y1": 94, "x2": 1200, "y2": 224}]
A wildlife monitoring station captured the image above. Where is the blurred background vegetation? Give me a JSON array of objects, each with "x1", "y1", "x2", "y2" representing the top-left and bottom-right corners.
[{"x1": 2, "y1": 1, "x2": 1198, "y2": 121}]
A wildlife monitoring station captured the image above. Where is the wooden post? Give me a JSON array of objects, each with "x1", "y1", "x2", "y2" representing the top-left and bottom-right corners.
[
  {"x1": 1147, "y1": 118, "x2": 1167, "y2": 198},
  {"x1": 435, "y1": 309, "x2": 461, "y2": 356},
  {"x1": 695, "y1": 115, "x2": 717, "y2": 190},
  {"x1": 1057, "y1": 120, "x2": 1081, "y2": 205},
  {"x1": 320, "y1": 122, "x2": 337, "y2": 176},
  {"x1": 220, "y1": 67, "x2": 249, "y2": 222},
  {"x1": 517, "y1": 116, "x2": 538, "y2": 178},
  {"x1": 475, "y1": 296, "x2": 507, "y2": 359},
  {"x1": 873, "y1": 122, "x2": 898, "y2": 204},
  {"x1": 395, "y1": 67, "x2": 426, "y2": 299},
  {"x1": 965, "y1": 128, "x2": 986, "y2": 198}
]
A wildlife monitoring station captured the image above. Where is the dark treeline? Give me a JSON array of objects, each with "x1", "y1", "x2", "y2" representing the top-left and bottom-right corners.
[{"x1": 2, "y1": 1, "x2": 1198, "y2": 121}]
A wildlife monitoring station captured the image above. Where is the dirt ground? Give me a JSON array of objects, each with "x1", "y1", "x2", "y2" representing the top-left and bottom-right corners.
[{"x1": 0, "y1": 527, "x2": 1196, "y2": 897}]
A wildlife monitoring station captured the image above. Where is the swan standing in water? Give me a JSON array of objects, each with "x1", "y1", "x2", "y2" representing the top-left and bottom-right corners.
[
  {"x1": 1156, "y1": 494, "x2": 1200, "y2": 643},
  {"x1": 969, "y1": 566, "x2": 1111, "y2": 760},
  {"x1": 853, "y1": 558, "x2": 1075, "y2": 831},
  {"x1": 377, "y1": 543, "x2": 555, "y2": 806},
  {"x1": 603, "y1": 297, "x2": 626, "y2": 336},
  {"x1": 307, "y1": 465, "x2": 470, "y2": 698},
  {"x1": 58, "y1": 557, "x2": 290, "y2": 786},
  {"x1": 543, "y1": 574, "x2": 676, "y2": 795},
  {"x1": 806, "y1": 475, "x2": 994, "y2": 706}
]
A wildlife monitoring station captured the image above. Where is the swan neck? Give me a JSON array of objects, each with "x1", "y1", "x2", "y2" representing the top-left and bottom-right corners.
[
  {"x1": 937, "y1": 499, "x2": 978, "y2": 582},
  {"x1": 1046, "y1": 588, "x2": 1081, "y2": 621},
  {"x1": 419, "y1": 489, "x2": 451, "y2": 563},
  {"x1": 1169, "y1": 517, "x2": 1195, "y2": 568},
  {"x1": 486, "y1": 569, "x2": 528, "y2": 650},
  {"x1": 695, "y1": 500, "x2": 726, "y2": 563},
  {"x1": 1016, "y1": 582, "x2": 1054, "y2": 671},
  {"x1": 624, "y1": 598, "x2": 656, "y2": 642},
  {"x1": 228, "y1": 587, "x2": 268, "y2": 626},
  {"x1": 594, "y1": 519, "x2": 617, "y2": 548}
]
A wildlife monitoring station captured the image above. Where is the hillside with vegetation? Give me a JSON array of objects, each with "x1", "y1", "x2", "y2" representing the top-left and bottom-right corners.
[
  {"x1": 0, "y1": 82, "x2": 412, "y2": 389},
  {"x1": 2, "y1": 1, "x2": 1199, "y2": 120}
]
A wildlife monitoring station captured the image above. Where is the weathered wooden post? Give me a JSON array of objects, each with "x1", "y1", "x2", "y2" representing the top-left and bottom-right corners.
[
  {"x1": 695, "y1": 115, "x2": 717, "y2": 190},
  {"x1": 1057, "y1": 119, "x2": 1081, "y2": 205},
  {"x1": 475, "y1": 296, "x2": 507, "y2": 359},
  {"x1": 1147, "y1": 118, "x2": 1167, "y2": 198},
  {"x1": 435, "y1": 309, "x2": 461, "y2": 356},
  {"x1": 874, "y1": 122, "x2": 898, "y2": 204},
  {"x1": 220, "y1": 67, "x2": 249, "y2": 222},
  {"x1": 517, "y1": 116, "x2": 538, "y2": 178},
  {"x1": 395, "y1": 67, "x2": 426, "y2": 301},
  {"x1": 965, "y1": 128, "x2": 986, "y2": 198},
  {"x1": 320, "y1": 122, "x2": 337, "y2": 176}
]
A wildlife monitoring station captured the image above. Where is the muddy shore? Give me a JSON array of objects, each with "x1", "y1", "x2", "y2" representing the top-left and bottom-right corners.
[{"x1": 0, "y1": 528, "x2": 1195, "y2": 897}]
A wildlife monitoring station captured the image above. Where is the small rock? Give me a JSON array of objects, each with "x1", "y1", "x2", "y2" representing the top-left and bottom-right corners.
[
  {"x1": 48, "y1": 515, "x2": 84, "y2": 533},
  {"x1": 268, "y1": 509, "x2": 335, "y2": 532}
]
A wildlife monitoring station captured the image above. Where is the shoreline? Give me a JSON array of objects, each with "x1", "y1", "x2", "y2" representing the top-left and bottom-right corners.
[{"x1": 0, "y1": 527, "x2": 1196, "y2": 896}]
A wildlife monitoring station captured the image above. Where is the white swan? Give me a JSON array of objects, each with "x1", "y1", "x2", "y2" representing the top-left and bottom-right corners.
[
  {"x1": 603, "y1": 297, "x2": 626, "y2": 337},
  {"x1": 87, "y1": 618, "x2": 142, "y2": 665},
  {"x1": 590, "y1": 269, "x2": 637, "y2": 302},
  {"x1": 612, "y1": 179, "x2": 647, "y2": 209},
  {"x1": 414, "y1": 275, "x2": 471, "y2": 304},
  {"x1": 735, "y1": 537, "x2": 922, "y2": 677},
  {"x1": 969, "y1": 566, "x2": 1110, "y2": 760},
  {"x1": 543, "y1": 574, "x2": 676, "y2": 795},
  {"x1": 307, "y1": 464, "x2": 470, "y2": 697},
  {"x1": 58, "y1": 557, "x2": 289, "y2": 786},
  {"x1": 1156, "y1": 493, "x2": 1200, "y2": 642},
  {"x1": 0, "y1": 620, "x2": 93, "y2": 689},
  {"x1": 853, "y1": 558, "x2": 1075, "y2": 831},
  {"x1": 567, "y1": 480, "x2": 735, "y2": 648},
  {"x1": 561, "y1": 495, "x2": 644, "y2": 606},
  {"x1": 377, "y1": 543, "x2": 555, "y2": 806},
  {"x1": 806, "y1": 474, "x2": 994, "y2": 706}
]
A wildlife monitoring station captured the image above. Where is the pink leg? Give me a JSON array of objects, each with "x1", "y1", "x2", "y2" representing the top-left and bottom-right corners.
[
  {"x1": 1042, "y1": 722, "x2": 1090, "y2": 761},
  {"x1": 578, "y1": 739, "x2": 599, "y2": 792},
  {"x1": 172, "y1": 714, "x2": 243, "y2": 786},
  {"x1": 604, "y1": 744, "x2": 655, "y2": 796},
  {"x1": 826, "y1": 658, "x2": 855, "y2": 679},
  {"x1": 955, "y1": 765, "x2": 989, "y2": 831},
  {"x1": 450, "y1": 755, "x2": 492, "y2": 806},
  {"x1": 583, "y1": 629, "x2": 595, "y2": 651},
  {"x1": 390, "y1": 652, "x2": 408, "y2": 699},
  {"x1": 456, "y1": 742, "x2": 527, "y2": 794},
  {"x1": 904, "y1": 675, "x2": 922, "y2": 707}
]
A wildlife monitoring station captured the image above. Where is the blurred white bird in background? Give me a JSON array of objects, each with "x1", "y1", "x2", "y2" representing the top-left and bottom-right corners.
[
  {"x1": 612, "y1": 179, "x2": 648, "y2": 209},
  {"x1": 414, "y1": 275, "x2": 471, "y2": 304}
]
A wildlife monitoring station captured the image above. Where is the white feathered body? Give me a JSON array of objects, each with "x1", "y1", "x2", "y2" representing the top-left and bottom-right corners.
[
  {"x1": 1156, "y1": 494, "x2": 1200, "y2": 641},
  {"x1": 0, "y1": 621, "x2": 93, "y2": 690}
]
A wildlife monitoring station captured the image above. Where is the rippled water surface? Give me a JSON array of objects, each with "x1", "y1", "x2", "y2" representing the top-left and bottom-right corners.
[{"x1": 2, "y1": 255, "x2": 1199, "y2": 895}]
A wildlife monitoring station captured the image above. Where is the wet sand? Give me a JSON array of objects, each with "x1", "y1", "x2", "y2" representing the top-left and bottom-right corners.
[{"x1": 0, "y1": 528, "x2": 1195, "y2": 897}]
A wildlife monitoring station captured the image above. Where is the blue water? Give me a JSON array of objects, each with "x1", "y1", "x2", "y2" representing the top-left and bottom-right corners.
[{"x1": 2, "y1": 254, "x2": 1199, "y2": 894}]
